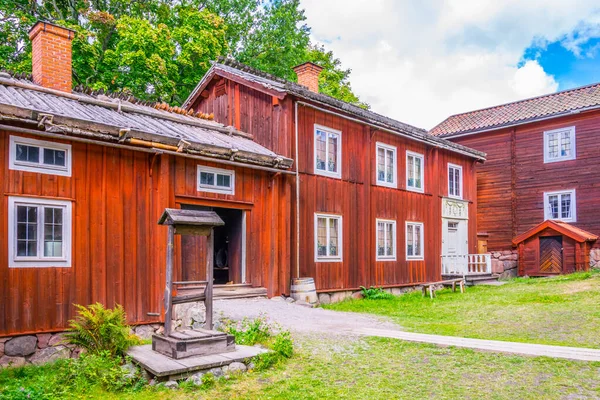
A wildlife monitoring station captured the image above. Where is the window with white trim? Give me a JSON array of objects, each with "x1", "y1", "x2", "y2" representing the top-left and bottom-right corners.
[
  {"x1": 376, "y1": 219, "x2": 396, "y2": 260},
  {"x1": 9, "y1": 136, "x2": 72, "y2": 176},
  {"x1": 544, "y1": 190, "x2": 576, "y2": 222},
  {"x1": 448, "y1": 163, "x2": 462, "y2": 199},
  {"x1": 544, "y1": 127, "x2": 575, "y2": 163},
  {"x1": 197, "y1": 166, "x2": 235, "y2": 195},
  {"x1": 8, "y1": 197, "x2": 72, "y2": 268},
  {"x1": 314, "y1": 125, "x2": 342, "y2": 178},
  {"x1": 406, "y1": 151, "x2": 424, "y2": 192},
  {"x1": 376, "y1": 143, "x2": 397, "y2": 188},
  {"x1": 406, "y1": 222, "x2": 424, "y2": 260},
  {"x1": 315, "y1": 213, "x2": 342, "y2": 261}
]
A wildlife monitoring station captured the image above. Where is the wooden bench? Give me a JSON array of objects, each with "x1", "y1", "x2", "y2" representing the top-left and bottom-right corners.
[{"x1": 421, "y1": 278, "x2": 465, "y2": 299}]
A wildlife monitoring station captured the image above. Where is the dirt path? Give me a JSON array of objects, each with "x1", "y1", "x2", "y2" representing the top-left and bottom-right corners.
[{"x1": 214, "y1": 297, "x2": 402, "y2": 335}]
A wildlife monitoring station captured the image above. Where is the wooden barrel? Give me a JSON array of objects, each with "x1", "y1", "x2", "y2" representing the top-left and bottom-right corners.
[{"x1": 290, "y1": 277, "x2": 318, "y2": 304}]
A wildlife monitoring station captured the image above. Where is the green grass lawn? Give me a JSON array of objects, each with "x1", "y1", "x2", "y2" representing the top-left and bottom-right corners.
[{"x1": 326, "y1": 271, "x2": 600, "y2": 348}]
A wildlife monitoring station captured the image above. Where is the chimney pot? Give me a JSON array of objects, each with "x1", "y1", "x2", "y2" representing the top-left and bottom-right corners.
[
  {"x1": 28, "y1": 21, "x2": 76, "y2": 93},
  {"x1": 293, "y1": 62, "x2": 324, "y2": 93}
]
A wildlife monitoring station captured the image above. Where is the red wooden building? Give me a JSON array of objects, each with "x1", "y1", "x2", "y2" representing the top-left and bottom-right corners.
[
  {"x1": 0, "y1": 21, "x2": 485, "y2": 339},
  {"x1": 431, "y1": 84, "x2": 600, "y2": 275}
]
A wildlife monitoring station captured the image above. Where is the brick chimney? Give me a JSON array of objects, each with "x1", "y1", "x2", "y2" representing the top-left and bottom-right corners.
[
  {"x1": 28, "y1": 21, "x2": 76, "y2": 93},
  {"x1": 293, "y1": 62, "x2": 323, "y2": 93}
]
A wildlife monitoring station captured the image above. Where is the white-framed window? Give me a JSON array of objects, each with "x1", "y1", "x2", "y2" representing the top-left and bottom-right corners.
[
  {"x1": 406, "y1": 151, "x2": 424, "y2": 192},
  {"x1": 314, "y1": 125, "x2": 342, "y2": 179},
  {"x1": 376, "y1": 219, "x2": 396, "y2": 261},
  {"x1": 406, "y1": 222, "x2": 424, "y2": 260},
  {"x1": 544, "y1": 189, "x2": 576, "y2": 222},
  {"x1": 314, "y1": 213, "x2": 342, "y2": 262},
  {"x1": 8, "y1": 196, "x2": 72, "y2": 268},
  {"x1": 9, "y1": 136, "x2": 72, "y2": 176},
  {"x1": 197, "y1": 166, "x2": 235, "y2": 195},
  {"x1": 376, "y1": 143, "x2": 397, "y2": 188},
  {"x1": 544, "y1": 127, "x2": 576, "y2": 163},
  {"x1": 448, "y1": 163, "x2": 463, "y2": 199}
]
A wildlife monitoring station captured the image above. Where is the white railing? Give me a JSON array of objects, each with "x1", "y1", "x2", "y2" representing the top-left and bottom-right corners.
[{"x1": 441, "y1": 254, "x2": 491, "y2": 276}]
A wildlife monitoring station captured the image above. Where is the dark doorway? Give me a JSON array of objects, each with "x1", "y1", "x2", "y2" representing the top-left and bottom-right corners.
[
  {"x1": 180, "y1": 205, "x2": 244, "y2": 284},
  {"x1": 539, "y1": 236, "x2": 563, "y2": 274}
]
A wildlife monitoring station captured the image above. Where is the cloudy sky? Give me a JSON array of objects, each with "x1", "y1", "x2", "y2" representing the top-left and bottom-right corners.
[{"x1": 300, "y1": 0, "x2": 600, "y2": 129}]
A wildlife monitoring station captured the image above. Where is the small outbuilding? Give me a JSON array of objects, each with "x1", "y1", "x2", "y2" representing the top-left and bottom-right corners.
[{"x1": 512, "y1": 220, "x2": 598, "y2": 276}]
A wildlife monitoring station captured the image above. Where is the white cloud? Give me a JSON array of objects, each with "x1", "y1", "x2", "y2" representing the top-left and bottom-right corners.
[{"x1": 300, "y1": 0, "x2": 600, "y2": 129}]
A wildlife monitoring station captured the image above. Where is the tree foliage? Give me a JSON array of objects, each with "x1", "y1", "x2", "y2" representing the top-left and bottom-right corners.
[{"x1": 0, "y1": 0, "x2": 367, "y2": 107}]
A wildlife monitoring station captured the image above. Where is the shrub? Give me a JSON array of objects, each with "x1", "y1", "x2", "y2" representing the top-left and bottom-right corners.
[
  {"x1": 220, "y1": 316, "x2": 272, "y2": 346},
  {"x1": 65, "y1": 303, "x2": 139, "y2": 358},
  {"x1": 360, "y1": 286, "x2": 394, "y2": 300}
]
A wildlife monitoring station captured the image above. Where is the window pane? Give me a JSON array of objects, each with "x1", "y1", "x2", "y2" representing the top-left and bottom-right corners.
[
  {"x1": 386, "y1": 150, "x2": 394, "y2": 183},
  {"x1": 16, "y1": 144, "x2": 40, "y2": 163},
  {"x1": 216, "y1": 174, "x2": 231, "y2": 188},
  {"x1": 547, "y1": 133, "x2": 558, "y2": 158},
  {"x1": 407, "y1": 224, "x2": 414, "y2": 256},
  {"x1": 377, "y1": 222, "x2": 385, "y2": 256},
  {"x1": 548, "y1": 195, "x2": 559, "y2": 219},
  {"x1": 377, "y1": 148, "x2": 385, "y2": 181},
  {"x1": 454, "y1": 169, "x2": 460, "y2": 196},
  {"x1": 44, "y1": 208, "x2": 63, "y2": 257},
  {"x1": 328, "y1": 133, "x2": 338, "y2": 173},
  {"x1": 449, "y1": 168, "x2": 455, "y2": 195},
  {"x1": 561, "y1": 194, "x2": 571, "y2": 219},
  {"x1": 414, "y1": 225, "x2": 421, "y2": 256},
  {"x1": 408, "y1": 156, "x2": 414, "y2": 187},
  {"x1": 386, "y1": 223, "x2": 394, "y2": 256},
  {"x1": 329, "y1": 218, "x2": 339, "y2": 256},
  {"x1": 560, "y1": 131, "x2": 571, "y2": 157},
  {"x1": 315, "y1": 130, "x2": 327, "y2": 171},
  {"x1": 16, "y1": 205, "x2": 38, "y2": 257},
  {"x1": 415, "y1": 158, "x2": 422, "y2": 188},
  {"x1": 200, "y1": 172, "x2": 214, "y2": 186},
  {"x1": 317, "y1": 217, "x2": 327, "y2": 256},
  {"x1": 43, "y1": 149, "x2": 67, "y2": 166}
]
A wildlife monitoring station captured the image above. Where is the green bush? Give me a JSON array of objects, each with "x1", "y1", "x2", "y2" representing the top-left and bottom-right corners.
[
  {"x1": 64, "y1": 303, "x2": 139, "y2": 358},
  {"x1": 220, "y1": 316, "x2": 272, "y2": 345},
  {"x1": 360, "y1": 286, "x2": 395, "y2": 300}
]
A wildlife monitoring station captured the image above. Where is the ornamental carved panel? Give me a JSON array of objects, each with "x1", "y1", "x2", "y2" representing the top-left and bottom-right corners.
[{"x1": 442, "y1": 198, "x2": 469, "y2": 220}]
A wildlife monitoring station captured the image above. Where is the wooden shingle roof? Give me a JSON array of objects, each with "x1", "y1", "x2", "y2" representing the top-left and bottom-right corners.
[{"x1": 512, "y1": 220, "x2": 599, "y2": 245}]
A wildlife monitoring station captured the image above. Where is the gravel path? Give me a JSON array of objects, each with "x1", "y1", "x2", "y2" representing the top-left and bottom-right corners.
[{"x1": 214, "y1": 297, "x2": 402, "y2": 335}]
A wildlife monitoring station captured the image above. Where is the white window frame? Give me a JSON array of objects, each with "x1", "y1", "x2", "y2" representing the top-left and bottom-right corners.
[
  {"x1": 376, "y1": 218, "x2": 396, "y2": 261},
  {"x1": 406, "y1": 221, "x2": 424, "y2": 261},
  {"x1": 544, "y1": 189, "x2": 576, "y2": 222},
  {"x1": 375, "y1": 142, "x2": 397, "y2": 188},
  {"x1": 448, "y1": 163, "x2": 463, "y2": 199},
  {"x1": 9, "y1": 136, "x2": 72, "y2": 177},
  {"x1": 406, "y1": 150, "x2": 424, "y2": 193},
  {"x1": 314, "y1": 124, "x2": 342, "y2": 179},
  {"x1": 197, "y1": 165, "x2": 235, "y2": 195},
  {"x1": 543, "y1": 126, "x2": 576, "y2": 163},
  {"x1": 314, "y1": 213, "x2": 343, "y2": 262},
  {"x1": 8, "y1": 196, "x2": 72, "y2": 268}
]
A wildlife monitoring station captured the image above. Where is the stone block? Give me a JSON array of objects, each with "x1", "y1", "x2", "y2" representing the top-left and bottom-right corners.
[
  {"x1": 30, "y1": 346, "x2": 71, "y2": 365},
  {"x1": 134, "y1": 325, "x2": 155, "y2": 341},
  {"x1": 4, "y1": 335, "x2": 37, "y2": 357},
  {"x1": 391, "y1": 288, "x2": 403, "y2": 296},
  {"x1": 330, "y1": 292, "x2": 347, "y2": 303},
  {"x1": 492, "y1": 252, "x2": 502, "y2": 259},
  {"x1": 48, "y1": 333, "x2": 67, "y2": 347},
  {"x1": 500, "y1": 268, "x2": 518, "y2": 280},
  {"x1": 228, "y1": 362, "x2": 247, "y2": 374},
  {"x1": 351, "y1": 291, "x2": 363, "y2": 300},
  {"x1": 0, "y1": 342, "x2": 4, "y2": 356},
  {"x1": 36, "y1": 333, "x2": 52, "y2": 349},
  {"x1": 492, "y1": 259, "x2": 504, "y2": 274},
  {"x1": 503, "y1": 261, "x2": 518, "y2": 271},
  {"x1": 501, "y1": 250, "x2": 513, "y2": 256},
  {"x1": 318, "y1": 293, "x2": 331, "y2": 305},
  {"x1": 186, "y1": 372, "x2": 204, "y2": 385},
  {"x1": 0, "y1": 355, "x2": 27, "y2": 368},
  {"x1": 173, "y1": 302, "x2": 206, "y2": 329}
]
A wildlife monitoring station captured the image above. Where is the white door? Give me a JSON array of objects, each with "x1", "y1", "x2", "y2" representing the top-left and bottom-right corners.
[{"x1": 442, "y1": 219, "x2": 468, "y2": 273}]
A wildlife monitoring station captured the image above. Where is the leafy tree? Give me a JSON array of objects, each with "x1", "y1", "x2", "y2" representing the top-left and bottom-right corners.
[{"x1": 0, "y1": 0, "x2": 367, "y2": 107}]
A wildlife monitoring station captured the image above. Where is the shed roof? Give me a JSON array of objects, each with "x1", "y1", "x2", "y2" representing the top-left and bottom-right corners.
[
  {"x1": 158, "y1": 209, "x2": 224, "y2": 227},
  {"x1": 0, "y1": 73, "x2": 293, "y2": 170},
  {"x1": 512, "y1": 220, "x2": 599, "y2": 245},
  {"x1": 430, "y1": 82, "x2": 600, "y2": 138},
  {"x1": 183, "y1": 58, "x2": 486, "y2": 161}
]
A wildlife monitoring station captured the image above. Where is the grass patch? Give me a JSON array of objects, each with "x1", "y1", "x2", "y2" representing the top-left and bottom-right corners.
[{"x1": 325, "y1": 271, "x2": 600, "y2": 347}]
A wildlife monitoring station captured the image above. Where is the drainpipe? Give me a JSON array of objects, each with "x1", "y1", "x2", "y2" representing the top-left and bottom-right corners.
[{"x1": 294, "y1": 101, "x2": 301, "y2": 278}]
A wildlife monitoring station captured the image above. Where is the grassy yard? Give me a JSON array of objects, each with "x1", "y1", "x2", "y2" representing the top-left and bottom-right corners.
[
  {"x1": 2, "y1": 336, "x2": 599, "y2": 399},
  {"x1": 326, "y1": 271, "x2": 600, "y2": 348}
]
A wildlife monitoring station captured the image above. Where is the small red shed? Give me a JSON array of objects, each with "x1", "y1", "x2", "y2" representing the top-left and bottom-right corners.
[{"x1": 512, "y1": 220, "x2": 598, "y2": 276}]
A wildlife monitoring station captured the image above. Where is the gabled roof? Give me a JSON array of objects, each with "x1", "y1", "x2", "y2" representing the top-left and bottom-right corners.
[
  {"x1": 512, "y1": 220, "x2": 599, "y2": 245},
  {"x1": 430, "y1": 82, "x2": 600, "y2": 138},
  {"x1": 0, "y1": 73, "x2": 293, "y2": 170},
  {"x1": 184, "y1": 58, "x2": 486, "y2": 161}
]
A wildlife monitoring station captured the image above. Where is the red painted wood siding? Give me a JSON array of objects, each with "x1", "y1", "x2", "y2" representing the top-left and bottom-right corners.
[{"x1": 452, "y1": 110, "x2": 600, "y2": 252}]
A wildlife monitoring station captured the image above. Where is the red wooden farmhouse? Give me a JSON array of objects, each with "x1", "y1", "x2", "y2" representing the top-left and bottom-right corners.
[
  {"x1": 0, "y1": 21, "x2": 486, "y2": 341},
  {"x1": 431, "y1": 84, "x2": 600, "y2": 276}
]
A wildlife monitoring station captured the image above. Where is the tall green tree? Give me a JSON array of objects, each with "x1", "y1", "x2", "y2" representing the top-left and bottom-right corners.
[{"x1": 0, "y1": 0, "x2": 367, "y2": 107}]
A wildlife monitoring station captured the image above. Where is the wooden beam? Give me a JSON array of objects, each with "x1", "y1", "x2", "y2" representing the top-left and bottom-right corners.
[
  {"x1": 164, "y1": 225, "x2": 175, "y2": 337},
  {"x1": 205, "y1": 229, "x2": 214, "y2": 330}
]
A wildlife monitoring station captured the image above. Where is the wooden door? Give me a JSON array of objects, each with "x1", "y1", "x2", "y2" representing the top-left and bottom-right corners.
[{"x1": 539, "y1": 236, "x2": 563, "y2": 274}]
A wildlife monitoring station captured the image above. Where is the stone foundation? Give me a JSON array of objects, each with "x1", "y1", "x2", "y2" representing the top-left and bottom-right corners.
[
  {"x1": 490, "y1": 250, "x2": 519, "y2": 279},
  {"x1": 314, "y1": 287, "x2": 416, "y2": 305},
  {"x1": 590, "y1": 248, "x2": 600, "y2": 270}
]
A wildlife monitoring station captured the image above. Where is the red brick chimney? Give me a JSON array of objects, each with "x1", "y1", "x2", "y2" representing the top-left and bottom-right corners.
[
  {"x1": 293, "y1": 62, "x2": 323, "y2": 93},
  {"x1": 28, "y1": 21, "x2": 76, "y2": 93}
]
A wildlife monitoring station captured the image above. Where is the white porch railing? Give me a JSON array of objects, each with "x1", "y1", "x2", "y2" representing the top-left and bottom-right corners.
[{"x1": 441, "y1": 254, "x2": 491, "y2": 276}]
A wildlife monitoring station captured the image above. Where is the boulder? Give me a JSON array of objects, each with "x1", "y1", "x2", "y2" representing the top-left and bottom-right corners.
[
  {"x1": 351, "y1": 291, "x2": 363, "y2": 300},
  {"x1": 228, "y1": 362, "x2": 247, "y2": 374},
  {"x1": 503, "y1": 261, "x2": 518, "y2": 271},
  {"x1": 391, "y1": 288, "x2": 403, "y2": 296},
  {"x1": 30, "y1": 346, "x2": 71, "y2": 365},
  {"x1": 499, "y1": 268, "x2": 518, "y2": 280},
  {"x1": 186, "y1": 372, "x2": 204, "y2": 385},
  {"x1": 0, "y1": 342, "x2": 4, "y2": 356},
  {"x1": 120, "y1": 362, "x2": 138, "y2": 380},
  {"x1": 246, "y1": 362, "x2": 256, "y2": 370},
  {"x1": 491, "y1": 259, "x2": 504, "y2": 274},
  {"x1": 330, "y1": 292, "x2": 347, "y2": 303},
  {"x1": 163, "y1": 380, "x2": 178, "y2": 389},
  {"x1": 208, "y1": 367, "x2": 224, "y2": 378},
  {"x1": 501, "y1": 250, "x2": 513, "y2": 256},
  {"x1": 36, "y1": 333, "x2": 52, "y2": 349},
  {"x1": 4, "y1": 336, "x2": 37, "y2": 357},
  {"x1": 173, "y1": 302, "x2": 205, "y2": 329},
  {"x1": 48, "y1": 333, "x2": 67, "y2": 347},
  {"x1": 318, "y1": 293, "x2": 331, "y2": 305},
  {"x1": 0, "y1": 355, "x2": 27, "y2": 368},
  {"x1": 134, "y1": 325, "x2": 155, "y2": 341},
  {"x1": 285, "y1": 297, "x2": 295, "y2": 303},
  {"x1": 492, "y1": 252, "x2": 502, "y2": 259}
]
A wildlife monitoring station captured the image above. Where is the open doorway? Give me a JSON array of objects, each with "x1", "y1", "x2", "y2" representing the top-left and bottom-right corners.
[{"x1": 180, "y1": 204, "x2": 245, "y2": 285}]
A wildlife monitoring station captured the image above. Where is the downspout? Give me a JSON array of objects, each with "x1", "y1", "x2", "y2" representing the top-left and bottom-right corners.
[{"x1": 294, "y1": 101, "x2": 301, "y2": 278}]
